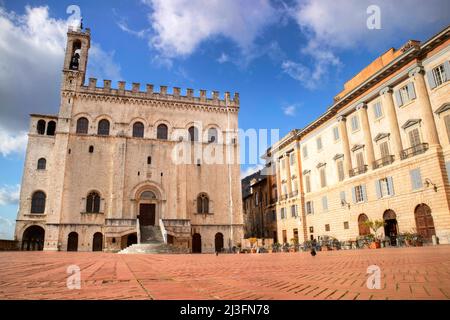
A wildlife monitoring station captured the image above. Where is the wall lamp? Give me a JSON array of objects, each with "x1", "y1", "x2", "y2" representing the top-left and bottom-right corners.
[
  {"x1": 341, "y1": 199, "x2": 351, "y2": 210},
  {"x1": 425, "y1": 178, "x2": 438, "y2": 192}
]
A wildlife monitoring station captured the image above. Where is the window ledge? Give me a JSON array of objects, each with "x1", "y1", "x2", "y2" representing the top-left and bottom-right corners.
[
  {"x1": 24, "y1": 214, "x2": 46, "y2": 217},
  {"x1": 80, "y1": 212, "x2": 104, "y2": 215}
]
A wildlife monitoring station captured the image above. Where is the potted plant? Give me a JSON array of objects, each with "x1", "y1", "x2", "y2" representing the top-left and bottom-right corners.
[
  {"x1": 412, "y1": 233, "x2": 423, "y2": 247},
  {"x1": 290, "y1": 238, "x2": 299, "y2": 252},
  {"x1": 364, "y1": 220, "x2": 385, "y2": 249}
]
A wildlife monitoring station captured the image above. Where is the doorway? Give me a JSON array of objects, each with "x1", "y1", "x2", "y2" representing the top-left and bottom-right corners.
[
  {"x1": 67, "y1": 232, "x2": 79, "y2": 251},
  {"x1": 414, "y1": 204, "x2": 436, "y2": 242},
  {"x1": 383, "y1": 210, "x2": 398, "y2": 246},
  {"x1": 92, "y1": 232, "x2": 103, "y2": 252},
  {"x1": 192, "y1": 233, "x2": 202, "y2": 253},
  {"x1": 139, "y1": 203, "x2": 156, "y2": 226},
  {"x1": 215, "y1": 233, "x2": 224, "y2": 253},
  {"x1": 22, "y1": 225, "x2": 45, "y2": 251}
]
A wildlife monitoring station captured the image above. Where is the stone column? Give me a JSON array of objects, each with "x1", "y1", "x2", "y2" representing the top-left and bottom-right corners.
[
  {"x1": 356, "y1": 103, "x2": 375, "y2": 168},
  {"x1": 380, "y1": 86, "x2": 403, "y2": 159},
  {"x1": 337, "y1": 116, "x2": 352, "y2": 177},
  {"x1": 285, "y1": 154, "x2": 292, "y2": 195},
  {"x1": 276, "y1": 158, "x2": 282, "y2": 200},
  {"x1": 408, "y1": 66, "x2": 440, "y2": 146}
]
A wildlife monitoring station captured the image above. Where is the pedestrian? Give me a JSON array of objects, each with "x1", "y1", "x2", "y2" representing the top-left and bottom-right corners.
[{"x1": 311, "y1": 239, "x2": 317, "y2": 257}]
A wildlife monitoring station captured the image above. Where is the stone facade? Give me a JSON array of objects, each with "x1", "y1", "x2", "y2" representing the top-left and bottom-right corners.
[
  {"x1": 267, "y1": 26, "x2": 450, "y2": 245},
  {"x1": 15, "y1": 26, "x2": 243, "y2": 253}
]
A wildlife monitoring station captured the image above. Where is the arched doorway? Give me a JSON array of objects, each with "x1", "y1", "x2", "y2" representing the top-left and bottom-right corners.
[
  {"x1": 67, "y1": 232, "x2": 79, "y2": 252},
  {"x1": 215, "y1": 233, "x2": 224, "y2": 253},
  {"x1": 415, "y1": 204, "x2": 436, "y2": 242},
  {"x1": 92, "y1": 232, "x2": 103, "y2": 252},
  {"x1": 22, "y1": 225, "x2": 45, "y2": 251},
  {"x1": 383, "y1": 210, "x2": 398, "y2": 246},
  {"x1": 127, "y1": 233, "x2": 137, "y2": 247},
  {"x1": 192, "y1": 233, "x2": 202, "y2": 253},
  {"x1": 358, "y1": 214, "x2": 370, "y2": 236},
  {"x1": 138, "y1": 191, "x2": 157, "y2": 227}
]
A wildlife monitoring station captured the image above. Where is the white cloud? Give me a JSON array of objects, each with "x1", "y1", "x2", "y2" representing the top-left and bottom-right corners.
[
  {"x1": 285, "y1": 0, "x2": 450, "y2": 88},
  {"x1": 282, "y1": 104, "x2": 297, "y2": 117},
  {"x1": 217, "y1": 52, "x2": 229, "y2": 64},
  {"x1": 143, "y1": 0, "x2": 277, "y2": 59},
  {"x1": 0, "y1": 5, "x2": 122, "y2": 137},
  {"x1": 241, "y1": 164, "x2": 264, "y2": 179},
  {"x1": 0, "y1": 129, "x2": 28, "y2": 156},
  {"x1": 0, "y1": 184, "x2": 20, "y2": 206}
]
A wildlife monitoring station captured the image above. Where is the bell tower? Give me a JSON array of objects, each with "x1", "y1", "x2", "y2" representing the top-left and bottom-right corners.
[{"x1": 61, "y1": 25, "x2": 91, "y2": 91}]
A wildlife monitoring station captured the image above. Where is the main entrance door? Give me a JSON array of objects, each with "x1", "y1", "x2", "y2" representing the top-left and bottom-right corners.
[
  {"x1": 139, "y1": 204, "x2": 156, "y2": 226},
  {"x1": 383, "y1": 210, "x2": 398, "y2": 246},
  {"x1": 415, "y1": 204, "x2": 436, "y2": 242},
  {"x1": 192, "y1": 233, "x2": 202, "y2": 253}
]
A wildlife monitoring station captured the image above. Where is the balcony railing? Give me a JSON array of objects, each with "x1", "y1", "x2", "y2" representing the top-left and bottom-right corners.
[
  {"x1": 400, "y1": 143, "x2": 429, "y2": 160},
  {"x1": 349, "y1": 165, "x2": 368, "y2": 177},
  {"x1": 289, "y1": 190, "x2": 299, "y2": 198},
  {"x1": 373, "y1": 155, "x2": 395, "y2": 169}
]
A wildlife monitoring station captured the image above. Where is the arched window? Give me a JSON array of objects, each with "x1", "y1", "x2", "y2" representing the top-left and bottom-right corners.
[
  {"x1": 76, "y1": 117, "x2": 89, "y2": 134},
  {"x1": 69, "y1": 40, "x2": 82, "y2": 70},
  {"x1": 188, "y1": 126, "x2": 198, "y2": 142},
  {"x1": 358, "y1": 214, "x2": 370, "y2": 236},
  {"x1": 208, "y1": 128, "x2": 218, "y2": 143},
  {"x1": 86, "y1": 192, "x2": 101, "y2": 213},
  {"x1": 31, "y1": 191, "x2": 46, "y2": 214},
  {"x1": 97, "y1": 119, "x2": 110, "y2": 136},
  {"x1": 37, "y1": 158, "x2": 46, "y2": 170},
  {"x1": 157, "y1": 124, "x2": 168, "y2": 140},
  {"x1": 46, "y1": 121, "x2": 56, "y2": 136},
  {"x1": 197, "y1": 193, "x2": 209, "y2": 214},
  {"x1": 132, "y1": 122, "x2": 144, "y2": 138},
  {"x1": 37, "y1": 120, "x2": 46, "y2": 135}
]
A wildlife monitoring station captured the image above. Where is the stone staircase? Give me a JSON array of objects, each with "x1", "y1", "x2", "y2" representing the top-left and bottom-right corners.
[{"x1": 118, "y1": 226, "x2": 187, "y2": 254}]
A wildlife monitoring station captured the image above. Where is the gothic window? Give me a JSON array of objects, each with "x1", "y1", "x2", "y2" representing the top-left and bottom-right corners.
[
  {"x1": 157, "y1": 124, "x2": 168, "y2": 140},
  {"x1": 97, "y1": 119, "x2": 110, "y2": 136},
  {"x1": 132, "y1": 122, "x2": 144, "y2": 138},
  {"x1": 76, "y1": 117, "x2": 89, "y2": 134},
  {"x1": 31, "y1": 191, "x2": 46, "y2": 214},
  {"x1": 188, "y1": 126, "x2": 198, "y2": 142},
  {"x1": 197, "y1": 193, "x2": 209, "y2": 214},
  {"x1": 69, "y1": 41, "x2": 81, "y2": 70},
  {"x1": 46, "y1": 121, "x2": 56, "y2": 136},
  {"x1": 37, "y1": 158, "x2": 46, "y2": 170},
  {"x1": 86, "y1": 192, "x2": 101, "y2": 213},
  {"x1": 208, "y1": 128, "x2": 218, "y2": 143},
  {"x1": 37, "y1": 120, "x2": 46, "y2": 135}
]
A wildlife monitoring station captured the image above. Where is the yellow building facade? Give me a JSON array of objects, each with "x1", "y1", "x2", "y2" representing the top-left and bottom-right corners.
[{"x1": 268, "y1": 26, "x2": 450, "y2": 245}]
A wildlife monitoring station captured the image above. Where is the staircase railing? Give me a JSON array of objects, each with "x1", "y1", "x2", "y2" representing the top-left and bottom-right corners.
[
  {"x1": 159, "y1": 219, "x2": 168, "y2": 244},
  {"x1": 136, "y1": 218, "x2": 140, "y2": 244}
]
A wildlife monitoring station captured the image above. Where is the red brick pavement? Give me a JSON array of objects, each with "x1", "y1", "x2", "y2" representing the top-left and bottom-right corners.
[{"x1": 0, "y1": 246, "x2": 449, "y2": 300}]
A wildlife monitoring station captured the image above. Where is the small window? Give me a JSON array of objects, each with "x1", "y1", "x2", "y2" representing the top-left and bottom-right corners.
[
  {"x1": 133, "y1": 122, "x2": 144, "y2": 138},
  {"x1": 280, "y1": 208, "x2": 286, "y2": 219},
  {"x1": 147, "y1": 156, "x2": 152, "y2": 165},
  {"x1": 322, "y1": 196, "x2": 328, "y2": 211},
  {"x1": 337, "y1": 160, "x2": 345, "y2": 182},
  {"x1": 76, "y1": 117, "x2": 89, "y2": 134},
  {"x1": 356, "y1": 152, "x2": 365, "y2": 168},
  {"x1": 395, "y1": 83, "x2": 416, "y2": 106},
  {"x1": 37, "y1": 158, "x2": 46, "y2": 170},
  {"x1": 208, "y1": 128, "x2": 218, "y2": 143},
  {"x1": 376, "y1": 177, "x2": 394, "y2": 198},
  {"x1": 432, "y1": 64, "x2": 446, "y2": 87},
  {"x1": 351, "y1": 115, "x2": 360, "y2": 132},
  {"x1": 31, "y1": 191, "x2": 46, "y2": 214},
  {"x1": 157, "y1": 124, "x2": 168, "y2": 140},
  {"x1": 291, "y1": 205, "x2": 297, "y2": 218},
  {"x1": 344, "y1": 221, "x2": 349, "y2": 229},
  {"x1": 289, "y1": 153, "x2": 295, "y2": 166},
  {"x1": 316, "y1": 137, "x2": 323, "y2": 151},
  {"x1": 46, "y1": 121, "x2": 56, "y2": 136},
  {"x1": 89, "y1": 146, "x2": 94, "y2": 153},
  {"x1": 97, "y1": 119, "x2": 110, "y2": 136},
  {"x1": 305, "y1": 175, "x2": 311, "y2": 193},
  {"x1": 379, "y1": 141, "x2": 390, "y2": 159},
  {"x1": 37, "y1": 120, "x2": 46, "y2": 135},
  {"x1": 86, "y1": 192, "x2": 101, "y2": 213},
  {"x1": 410, "y1": 168, "x2": 423, "y2": 190},
  {"x1": 320, "y1": 167, "x2": 327, "y2": 188},
  {"x1": 305, "y1": 201, "x2": 314, "y2": 214},
  {"x1": 302, "y1": 145, "x2": 308, "y2": 158},
  {"x1": 408, "y1": 128, "x2": 421, "y2": 147},
  {"x1": 353, "y1": 185, "x2": 366, "y2": 203},
  {"x1": 373, "y1": 101, "x2": 383, "y2": 119},
  {"x1": 333, "y1": 127, "x2": 340, "y2": 141},
  {"x1": 325, "y1": 224, "x2": 330, "y2": 232}
]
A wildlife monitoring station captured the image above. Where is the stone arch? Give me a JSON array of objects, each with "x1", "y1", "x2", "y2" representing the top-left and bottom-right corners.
[
  {"x1": 203, "y1": 123, "x2": 222, "y2": 143},
  {"x1": 153, "y1": 119, "x2": 173, "y2": 139},
  {"x1": 36, "y1": 120, "x2": 46, "y2": 135},
  {"x1": 383, "y1": 209, "x2": 398, "y2": 246},
  {"x1": 215, "y1": 232, "x2": 224, "y2": 253},
  {"x1": 67, "y1": 232, "x2": 79, "y2": 251},
  {"x1": 414, "y1": 203, "x2": 436, "y2": 242},
  {"x1": 46, "y1": 121, "x2": 56, "y2": 136},
  {"x1": 22, "y1": 225, "x2": 45, "y2": 251},
  {"x1": 192, "y1": 233, "x2": 202, "y2": 253},
  {"x1": 358, "y1": 214, "x2": 370, "y2": 236},
  {"x1": 92, "y1": 232, "x2": 103, "y2": 251},
  {"x1": 73, "y1": 113, "x2": 93, "y2": 134}
]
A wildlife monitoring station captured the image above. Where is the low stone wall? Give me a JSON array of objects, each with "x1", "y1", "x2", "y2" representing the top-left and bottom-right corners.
[{"x1": 0, "y1": 240, "x2": 19, "y2": 251}]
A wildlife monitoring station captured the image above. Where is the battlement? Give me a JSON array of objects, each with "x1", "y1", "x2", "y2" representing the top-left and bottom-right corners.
[
  {"x1": 67, "y1": 25, "x2": 91, "y2": 36},
  {"x1": 80, "y1": 78, "x2": 240, "y2": 107}
]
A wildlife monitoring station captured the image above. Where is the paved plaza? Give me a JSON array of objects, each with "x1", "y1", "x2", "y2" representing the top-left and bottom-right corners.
[{"x1": 0, "y1": 246, "x2": 449, "y2": 300}]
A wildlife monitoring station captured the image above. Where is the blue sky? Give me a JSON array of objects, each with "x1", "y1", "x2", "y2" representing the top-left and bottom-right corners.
[{"x1": 0, "y1": 0, "x2": 449, "y2": 239}]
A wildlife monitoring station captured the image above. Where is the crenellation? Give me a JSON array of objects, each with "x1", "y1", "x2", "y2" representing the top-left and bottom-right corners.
[
  {"x1": 173, "y1": 87, "x2": 181, "y2": 97},
  {"x1": 200, "y1": 89, "x2": 206, "y2": 101},
  {"x1": 132, "y1": 82, "x2": 140, "y2": 93},
  {"x1": 118, "y1": 81, "x2": 126, "y2": 92},
  {"x1": 160, "y1": 85, "x2": 167, "y2": 96},
  {"x1": 88, "y1": 78, "x2": 97, "y2": 89},
  {"x1": 103, "y1": 80, "x2": 111, "y2": 91},
  {"x1": 146, "y1": 84, "x2": 154, "y2": 95}
]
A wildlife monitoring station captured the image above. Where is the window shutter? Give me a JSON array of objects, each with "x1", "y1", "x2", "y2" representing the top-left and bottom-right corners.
[
  {"x1": 375, "y1": 180, "x2": 382, "y2": 199},
  {"x1": 446, "y1": 161, "x2": 450, "y2": 184},
  {"x1": 362, "y1": 185, "x2": 368, "y2": 202},
  {"x1": 394, "y1": 90, "x2": 403, "y2": 107},
  {"x1": 444, "y1": 61, "x2": 450, "y2": 82},
  {"x1": 322, "y1": 197, "x2": 328, "y2": 211},
  {"x1": 340, "y1": 191, "x2": 346, "y2": 202},
  {"x1": 311, "y1": 202, "x2": 314, "y2": 214},
  {"x1": 304, "y1": 202, "x2": 308, "y2": 214},
  {"x1": 387, "y1": 176, "x2": 395, "y2": 196},
  {"x1": 352, "y1": 187, "x2": 356, "y2": 203},
  {"x1": 410, "y1": 169, "x2": 423, "y2": 190},
  {"x1": 407, "y1": 82, "x2": 416, "y2": 100},
  {"x1": 427, "y1": 70, "x2": 437, "y2": 89}
]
